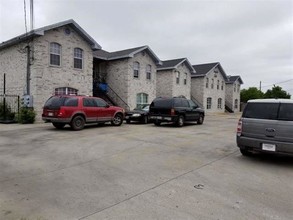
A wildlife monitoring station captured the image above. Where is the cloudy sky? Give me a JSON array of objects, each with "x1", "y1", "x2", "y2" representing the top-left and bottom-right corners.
[{"x1": 1, "y1": 0, "x2": 292, "y2": 94}]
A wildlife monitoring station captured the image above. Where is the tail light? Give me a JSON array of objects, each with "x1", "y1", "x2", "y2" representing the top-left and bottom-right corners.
[
  {"x1": 57, "y1": 108, "x2": 66, "y2": 117},
  {"x1": 237, "y1": 118, "x2": 242, "y2": 136},
  {"x1": 171, "y1": 108, "x2": 175, "y2": 116}
]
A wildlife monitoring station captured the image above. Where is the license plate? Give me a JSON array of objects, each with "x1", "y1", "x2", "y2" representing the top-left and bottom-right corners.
[
  {"x1": 125, "y1": 116, "x2": 129, "y2": 119},
  {"x1": 156, "y1": 116, "x2": 162, "y2": 120},
  {"x1": 48, "y1": 112, "x2": 53, "y2": 116},
  {"x1": 262, "y1": 143, "x2": 276, "y2": 152}
]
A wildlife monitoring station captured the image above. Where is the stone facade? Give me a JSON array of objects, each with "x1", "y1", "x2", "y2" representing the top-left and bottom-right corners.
[
  {"x1": 94, "y1": 50, "x2": 158, "y2": 110},
  {"x1": 225, "y1": 80, "x2": 241, "y2": 112},
  {"x1": 0, "y1": 25, "x2": 94, "y2": 120},
  {"x1": 191, "y1": 66, "x2": 226, "y2": 113},
  {"x1": 157, "y1": 63, "x2": 191, "y2": 99}
]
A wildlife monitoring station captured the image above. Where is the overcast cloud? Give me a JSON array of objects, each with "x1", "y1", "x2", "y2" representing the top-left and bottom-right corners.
[{"x1": 1, "y1": 0, "x2": 292, "y2": 93}]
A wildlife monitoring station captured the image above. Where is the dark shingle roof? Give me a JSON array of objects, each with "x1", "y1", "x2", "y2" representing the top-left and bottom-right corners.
[
  {"x1": 226, "y1": 75, "x2": 244, "y2": 84},
  {"x1": 93, "y1": 45, "x2": 161, "y2": 64},
  {"x1": 0, "y1": 19, "x2": 101, "y2": 50},
  {"x1": 191, "y1": 62, "x2": 228, "y2": 81},
  {"x1": 191, "y1": 62, "x2": 218, "y2": 76},
  {"x1": 157, "y1": 58, "x2": 195, "y2": 73}
]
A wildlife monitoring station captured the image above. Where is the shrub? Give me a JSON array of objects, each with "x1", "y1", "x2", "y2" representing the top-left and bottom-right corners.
[
  {"x1": 18, "y1": 107, "x2": 36, "y2": 124},
  {"x1": 0, "y1": 100, "x2": 15, "y2": 120}
]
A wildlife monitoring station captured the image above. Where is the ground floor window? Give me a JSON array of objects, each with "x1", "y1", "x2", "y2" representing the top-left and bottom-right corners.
[
  {"x1": 207, "y1": 97, "x2": 212, "y2": 109},
  {"x1": 217, "y1": 98, "x2": 222, "y2": 109},
  {"x1": 136, "y1": 93, "x2": 148, "y2": 109},
  {"x1": 55, "y1": 87, "x2": 78, "y2": 95},
  {"x1": 234, "y1": 99, "x2": 238, "y2": 109}
]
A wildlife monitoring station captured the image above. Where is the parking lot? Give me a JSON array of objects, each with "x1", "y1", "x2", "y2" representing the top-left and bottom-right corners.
[{"x1": 0, "y1": 113, "x2": 292, "y2": 220}]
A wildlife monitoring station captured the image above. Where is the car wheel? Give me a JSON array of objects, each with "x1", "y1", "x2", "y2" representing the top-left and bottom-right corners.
[
  {"x1": 154, "y1": 120, "x2": 161, "y2": 126},
  {"x1": 240, "y1": 148, "x2": 253, "y2": 157},
  {"x1": 126, "y1": 119, "x2": 131, "y2": 124},
  {"x1": 70, "y1": 115, "x2": 85, "y2": 131},
  {"x1": 52, "y1": 122, "x2": 66, "y2": 129},
  {"x1": 197, "y1": 114, "x2": 204, "y2": 125},
  {"x1": 111, "y1": 113, "x2": 123, "y2": 126},
  {"x1": 142, "y1": 116, "x2": 148, "y2": 124},
  {"x1": 177, "y1": 115, "x2": 184, "y2": 127}
]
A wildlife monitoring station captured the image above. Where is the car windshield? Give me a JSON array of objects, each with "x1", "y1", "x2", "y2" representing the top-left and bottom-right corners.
[{"x1": 134, "y1": 105, "x2": 149, "y2": 111}]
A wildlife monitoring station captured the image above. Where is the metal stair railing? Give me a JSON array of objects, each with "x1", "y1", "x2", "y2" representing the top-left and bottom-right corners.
[{"x1": 106, "y1": 85, "x2": 130, "y2": 111}]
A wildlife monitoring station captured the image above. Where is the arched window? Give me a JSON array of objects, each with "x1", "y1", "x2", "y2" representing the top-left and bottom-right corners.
[
  {"x1": 133, "y1": 62, "x2": 140, "y2": 78},
  {"x1": 50, "y1": 42, "x2": 61, "y2": 66},
  {"x1": 136, "y1": 93, "x2": 148, "y2": 109},
  {"x1": 176, "y1": 71, "x2": 180, "y2": 84},
  {"x1": 207, "y1": 97, "x2": 212, "y2": 109},
  {"x1": 217, "y1": 98, "x2": 222, "y2": 109},
  {"x1": 74, "y1": 48, "x2": 83, "y2": 69},
  {"x1": 184, "y1": 73, "x2": 187, "y2": 85},
  {"x1": 146, "y1": 64, "x2": 152, "y2": 80},
  {"x1": 55, "y1": 87, "x2": 78, "y2": 95}
]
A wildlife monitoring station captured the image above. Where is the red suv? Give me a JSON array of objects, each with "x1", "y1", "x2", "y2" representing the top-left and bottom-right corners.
[{"x1": 42, "y1": 95, "x2": 125, "y2": 130}]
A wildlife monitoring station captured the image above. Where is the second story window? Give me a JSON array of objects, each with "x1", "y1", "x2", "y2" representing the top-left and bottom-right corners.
[
  {"x1": 206, "y1": 78, "x2": 209, "y2": 88},
  {"x1": 237, "y1": 84, "x2": 240, "y2": 93},
  {"x1": 176, "y1": 71, "x2": 180, "y2": 84},
  {"x1": 221, "y1": 81, "x2": 224, "y2": 90},
  {"x1": 234, "y1": 84, "x2": 236, "y2": 92},
  {"x1": 217, "y1": 80, "x2": 220, "y2": 90},
  {"x1": 211, "y1": 79, "x2": 214, "y2": 89},
  {"x1": 133, "y1": 62, "x2": 140, "y2": 78},
  {"x1": 74, "y1": 48, "x2": 83, "y2": 69},
  {"x1": 184, "y1": 73, "x2": 187, "y2": 85},
  {"x1": 146, "y1": 64, "x2": 151, "y2": 80},
  {"x1": 50, "y1": 42, "x2": 61, "y2": 66}
]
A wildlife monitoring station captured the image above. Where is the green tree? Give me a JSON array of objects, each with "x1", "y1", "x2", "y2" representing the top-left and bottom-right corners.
[
  {"x1": 264, "y1": 86, "x2": 291, "y2": 99},
  {"x1": 240, "y1": 87, "x2": 264, "y2": 102}
]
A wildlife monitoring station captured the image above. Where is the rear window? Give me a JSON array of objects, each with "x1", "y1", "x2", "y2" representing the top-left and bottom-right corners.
[
  {"x1": 44, "y1": 96, "x2": 78, "y2": 109},
  {"x1": 151, "y1": 99, "x2": 172, "y2": 108},
  {"x1": 44, "y1": 96, "x2": 65, "y2": 109},
  {"x1": 243, "y1": 103, "x2": 279, "y2": 120},
  {"x1": 279, "y1": 103, "x2": 293, "y2": 121}
]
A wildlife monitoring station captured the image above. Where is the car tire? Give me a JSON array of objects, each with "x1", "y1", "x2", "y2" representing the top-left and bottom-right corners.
[
  {"x1": 177, "y1": 115, "x2": 184, "y2": 127},
  {"x1": 52, "y1": 122, "x2": 66, "y2": 129},
  {"x1": 126, "y1": 119, "x2": 131, "y2": 124},
  {"x1": 111, "y1": 113, "x2": 123, "y2": 126},
  {"x1": 70, "y1": 115, "x2": 85, "y2": 131},
  {"x1": 142, "y1": 116, "x2": 148, "y2": 124},
  {"x1": 197, "y1": 114, "x2": 204, "y2": 125},
  {"x1": 154, "y1": 120, "x2": 161, "y2": 126},
  {"x1": 240, "y1": 148, "x2": 253, "y2": 157}
]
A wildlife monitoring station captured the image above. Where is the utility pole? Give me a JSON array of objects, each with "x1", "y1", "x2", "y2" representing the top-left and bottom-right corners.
[{"x1": 259, "y1": 81, "x2": 262, "y2": 91}]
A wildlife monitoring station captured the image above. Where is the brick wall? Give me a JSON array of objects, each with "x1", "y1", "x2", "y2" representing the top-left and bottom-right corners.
[{"x1": 0, "y1": 25, "x2": 93, "y2": 120}]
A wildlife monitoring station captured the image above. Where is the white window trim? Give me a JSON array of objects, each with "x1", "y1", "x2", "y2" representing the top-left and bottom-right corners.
[
  {"x1": 74, "y1": 48, "x2": 83, "y2": 70},
  {"x1": 49, "y1": 42, "x2": 61, "y2": 67}
]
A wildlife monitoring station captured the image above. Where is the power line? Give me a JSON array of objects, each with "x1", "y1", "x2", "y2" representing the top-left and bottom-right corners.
[{"x1": 261, "y1": 79, "x2": 293, "y2": 88}]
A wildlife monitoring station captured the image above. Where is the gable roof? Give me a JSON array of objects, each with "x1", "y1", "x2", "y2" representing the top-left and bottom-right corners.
[
  {"x1": 0, "y1": 19, "x2": 101, "y2": 50},
  {"x1": 157, "y1": 58, "x2": 195, "y2": 73},
  {"x1": 191, "y1": 62, "x2": 228, "y2": 80},
  {"x1": 226, "y1": 75, "x2": 244, "y2": 84},
  {"x1": 93, "y1": 45, "x2": 162, "y2": 65}
]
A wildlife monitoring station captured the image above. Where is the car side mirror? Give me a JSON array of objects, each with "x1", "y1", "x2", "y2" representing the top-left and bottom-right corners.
[{"x1": 105, "y1": 104, "x2": 110, "y2": 108}]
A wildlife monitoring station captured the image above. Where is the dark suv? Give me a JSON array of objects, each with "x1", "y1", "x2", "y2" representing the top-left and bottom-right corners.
[
  {"x1": 42, "y1": 95, "x2": 125, "y2": 130},
  {"x1": 149, "y1": 97, "x2": 205, "y2": 127}
]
